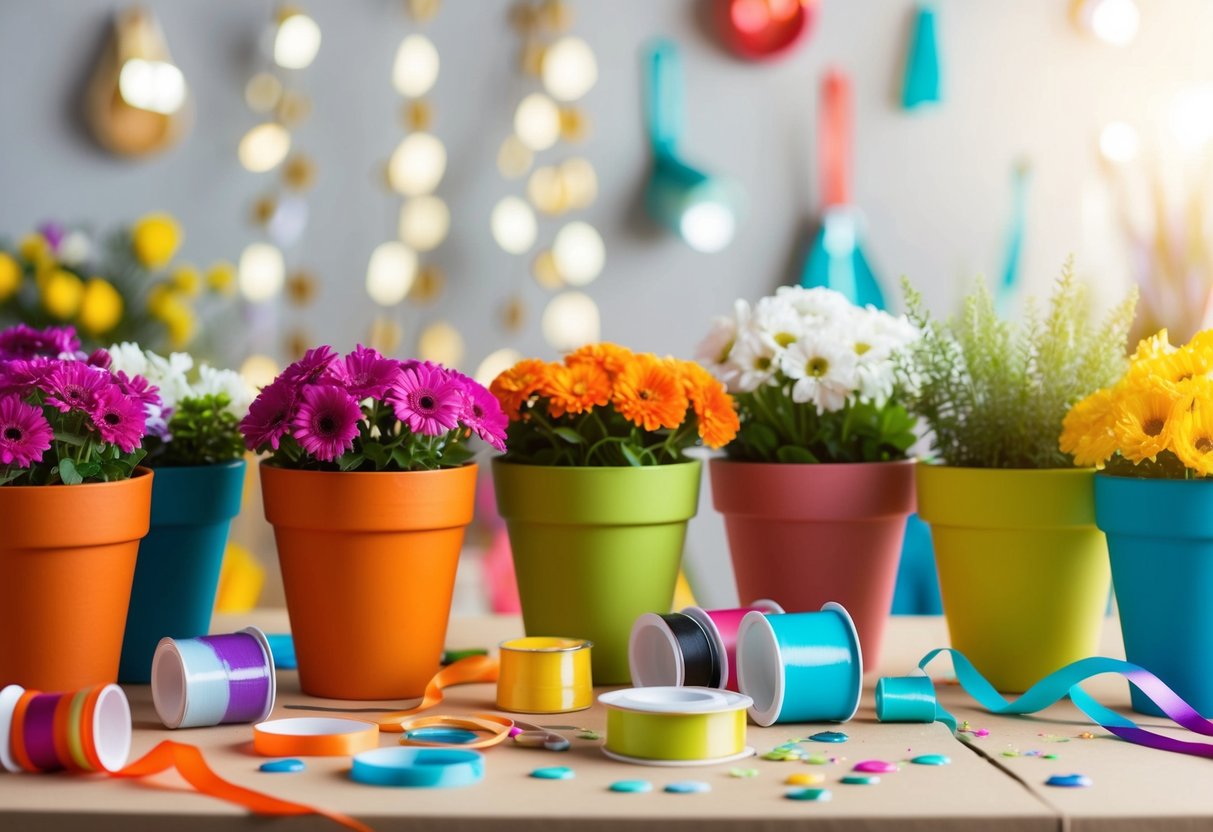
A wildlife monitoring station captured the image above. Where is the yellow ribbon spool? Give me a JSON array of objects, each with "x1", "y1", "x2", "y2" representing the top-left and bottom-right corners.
[
  {"x1": 599, "y1": 687, "x2": 754, "y2": 766},
  {"x1": 496, "y1": 637, "x2": 593, "y2": 714}
]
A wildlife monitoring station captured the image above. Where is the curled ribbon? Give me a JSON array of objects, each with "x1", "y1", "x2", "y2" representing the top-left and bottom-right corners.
[
  {"x1": 878, "y1": 648, "x2": 1213, "y2": 758},
  {"x1": 375, "y1": 655, "x2": 499, "y2": 733}
]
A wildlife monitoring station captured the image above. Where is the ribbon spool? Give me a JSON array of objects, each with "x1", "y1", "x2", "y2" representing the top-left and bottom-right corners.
[
  {"x1": 152, "y1": 627, "x2": 276, "y2": 729},
  {"x1": 629, "y1": 613, "x2": 720, "y2": 689},
  {"x1": 0, "y1": 683, "x2": 131, "y2": 773},
  {"x1": 599, "y1": 686, "x2": 753, "y2": 766},
  {"x1": 351, "y1": 747, "x2": 485, "y2": 788},
  {"x1": 683, "y1": 600, "x2": 784, "y2": 692},
  {"x1": 736, "y1": 602, "x2": 862, "y2": 726},
  {"x1": 496, "y1": 637, "x2": 593, "y2": 714},
  {"x1": 253, "y1": 717, "x2": 379, "y2": 757}
]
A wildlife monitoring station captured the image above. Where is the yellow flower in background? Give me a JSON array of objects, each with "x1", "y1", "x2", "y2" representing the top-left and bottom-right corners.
[
  {"x1": 0, "y1": 252, "x2": 21, "y2": 300},
  {"x1": 1169, "y1": 377, "x2": 1213, "y2": 477},
  {"x1": 131, "y1": 213, "x2": 182, "y2": 269},
  {"x1": 1131, "y1": 329, "x2": 1174, "y2": 361},
  {"x1": 1128, "y1": 345, "x2": 1210, "y2": 387},
  {"x1": 41, "y1": 268, "x2": 84, "y2": 319},
  {"x1": 170, "y1": 264, "x2": 201, "y2": 297},
  {"x1": 206, "y1": 260, "x2": 237, "y2": 295},
  {"x1": 77, "y1": 277, "x2": 123, "y2": 335},
  {"x1": 149, "y1": 289, "x2": 195, "y2": 348},
  {"x1": 1114, "y1": 382, "x2": 1181, "y2": 463},
  {"x1": 17, "y1": 234, "x2": 53, "y2": 270},
  {"x1": 1060, "y1": 387, "x2": 1120, "y2": 468},
  {"x1": 146, "y1": 283, "x2": 174, "y2": 317}
]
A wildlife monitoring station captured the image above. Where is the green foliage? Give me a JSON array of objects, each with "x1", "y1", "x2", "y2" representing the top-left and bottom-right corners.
[
  {"x1": 502, "y1": 403, "x2": 697, "y2": 466},
  {"x1": 901, "y1": 260, "x2": 1137, "y2": 468},
  {"x1": 727, "y1": 384, "x2": 918, "y2": 463},
  {"x1": 150, "y1": 394, "x2": 245, "y2": 467}
]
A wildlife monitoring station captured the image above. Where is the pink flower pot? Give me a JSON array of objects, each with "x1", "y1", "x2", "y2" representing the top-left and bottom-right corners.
[{"x1": 710, "y1": 459, "x2": 916, "y2": 670}]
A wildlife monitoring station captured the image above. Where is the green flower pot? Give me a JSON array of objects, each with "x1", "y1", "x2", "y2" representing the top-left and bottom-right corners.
[{"x1": 492, "y1": 459, "x2": 702, "y2": 685}]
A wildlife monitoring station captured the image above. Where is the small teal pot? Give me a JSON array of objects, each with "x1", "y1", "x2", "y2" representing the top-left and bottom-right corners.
[
  {"x1": 735, "y1": 604, "x2": 863, "y2": 726},
  {"x1": 1096, "y1": 474, "x2": 1213, "y2": 717},
  {"x1": 118, "y1": 460, "x2": 246, "y2": 683}
]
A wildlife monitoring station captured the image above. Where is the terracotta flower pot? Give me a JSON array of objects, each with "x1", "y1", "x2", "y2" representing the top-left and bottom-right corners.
[
  {"x1": 710, "y1": 459, "x2": 916, "y2": 669},
  {"x1": 493, "y1": 459, "x2": 702, "y2": 685},
  {"x1": 261, "y1": 462, "x2": 477, "y2": 700},
  {"x1": 918, "y1": 465, "x2": 1110, "y2": 692},
  {"x1": 0, "y1": 468, "x2": 153, "y2": 690}
]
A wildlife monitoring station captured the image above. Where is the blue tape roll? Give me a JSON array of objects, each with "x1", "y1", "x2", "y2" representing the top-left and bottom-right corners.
[{"x1": 350, "y1": 747, "x2": 485, "y2": 788}]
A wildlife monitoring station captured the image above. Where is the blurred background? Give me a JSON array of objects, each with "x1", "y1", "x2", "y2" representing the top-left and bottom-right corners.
[{"x1": 1, "y1": 0, "x2": 1207, "y2": 612}]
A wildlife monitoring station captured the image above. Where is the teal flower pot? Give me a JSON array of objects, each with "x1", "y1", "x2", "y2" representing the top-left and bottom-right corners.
[
  {"x1": 118, "y1": 460, "x2": 246, "y2": 683},
  {"x1": 1096, "y1": 474, "x2": 1213, "y2": 717}
]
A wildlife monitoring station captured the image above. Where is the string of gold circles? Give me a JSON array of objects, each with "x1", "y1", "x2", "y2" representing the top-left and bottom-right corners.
[
  {"x1": 480, "y1": 0, "x2": 603, "y2": 381},
  {"x1": 236, "y1": 4, "x2": 323, "y2": 386},
  {"x1": 365, "y1": 0, "x2": 465, "y2": 369}
]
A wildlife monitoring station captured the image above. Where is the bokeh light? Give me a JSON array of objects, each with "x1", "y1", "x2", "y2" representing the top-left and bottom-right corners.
[
  {"x1": 418, "y1": 320, "x2": 465, "y2": 367},
  {"x1": 118, "y1": 59, "x2": 187, "y2": 114},
  {"x1": 239, "y1": 354, "x2": 280, "y2": 390},
  {"x1": 551, "y1": 221, "x2": 605, "y2": 286},
  {"x1": 366, "y1": 241, "x2": 418, "y2": 306},
  {"x1": 239, "y1": 122, "x2": 292, "y2": 173},
  {"x1": 541, "y1": 36, "x2": 598, "y2": 102},
  {"x1": 274, "y1": 13, "x2": 322, "y2": 69},
  {"x1": 388, "y1": 132, "x2": 447, "y2": 196},
  {"x1": 238, "y1": 242, "x2": 286, "y2": 301},
  {"x1": 398, "y1": 195, "x2": 450, "y2": 251},
  {"x1": 680, "y1": 200, "x2": 736, "y2": 253},
  {"x1": 1099, "y1": 121, "x2": 1140, "y2": 164},
  {"x1": 542, "y1": 291, "x2": 600, "y2": 351},
  {"x1": 475, "y1": 347, "x2": 524, "y2": 386},
  {"x1": 514, "y1": 93, "x2": 562, "y2": 151},
  {"x1": 491, "y1": 196, "x2": 538, "y2": 254},
  {"x1": 392, "y1": 34, "x2": 440, "y2": 98}
]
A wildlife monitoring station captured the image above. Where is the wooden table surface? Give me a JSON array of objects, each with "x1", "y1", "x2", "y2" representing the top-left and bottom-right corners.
[{"x1": 2, "y1": 610, "x2": 1209, "y2": 832}]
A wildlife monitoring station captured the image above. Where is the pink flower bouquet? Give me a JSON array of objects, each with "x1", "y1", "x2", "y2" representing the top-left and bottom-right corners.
[
  {"x1": 241, "y1": 345, "x2": 507, "y2": 470},
  {"x1": 0, "y1": 324, "x2": 157, "y2": 485}
]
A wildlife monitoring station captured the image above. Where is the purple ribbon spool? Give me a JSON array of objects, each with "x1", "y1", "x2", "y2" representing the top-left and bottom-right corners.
[{"x1": 152, "y1": 627, "x2": 276, "y2": 729}]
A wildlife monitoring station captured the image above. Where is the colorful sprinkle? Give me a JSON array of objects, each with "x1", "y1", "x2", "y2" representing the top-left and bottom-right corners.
[
  {"x1": 530, "y1": 766, "x2": 575, "y2": 780},
  {"x1": 808, "y1": 731, "x2": 848, "y2": 743},
  {"x1": 1078, "y1": 732, "x2": 1096, "y2": 740},
  {"x1": 664, "y1": 781, "x2": 711, "y2": 794},
  {"x1": 786, "y1": 787, "x2": 832, "y2": 801},
  {"x1": 909, "y1": 754, "x2": 950, "y2": 766},
  {"x1": 853, "y1": 760, "x2": 898, "y2": 773},
  {"x1": 576, "y1": 730, "x2": 602, "y2": 741},
  {"x1": 841, "y1": 774, "x2": 880, "y2": 785},
  {"x1": 1044, "y1": 754, "x2": 1058, "y2": 760},
  {"x1": 786, "y1": 772, "x2": 826, "y2": 786},
  {"x1": 515, "y1": 732, "x2": 571, "y2": 752},
  {"x1": 259, "y1": 758, "x2": 305, "y2": 773},
  {"x1": 803, "y1": 754, "x2": 832, "y2": 765},
  {"x1": 610, "y1": 780, "x2": 653, "y2": 793},
  {"x1": 729, "y1": 767, "x2": 759, "y2": 778},
  {"x1": 1046, "y1": 773, "x2": 1092, "y2": 788}
]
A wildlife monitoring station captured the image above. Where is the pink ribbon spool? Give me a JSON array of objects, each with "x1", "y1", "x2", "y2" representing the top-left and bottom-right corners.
[{"x1": 682, "y1": 600, "x2": 784, "y2": 691}]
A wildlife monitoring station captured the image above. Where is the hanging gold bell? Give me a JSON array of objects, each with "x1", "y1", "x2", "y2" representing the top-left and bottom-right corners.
[{"x1": 85, "y1": 6, "x2": 190, "y2": 156}]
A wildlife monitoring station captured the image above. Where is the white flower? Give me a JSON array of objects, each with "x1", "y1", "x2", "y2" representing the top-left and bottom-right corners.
[
  {"x1": 106, "y1": 342, "x2": 149, "y2": 378},
  {"x1": 144, "y1": 351, "x2": 193, "y2": 412},
  {"x1": 195, "y1": 365, "x2": 255, "y2": 418},
  {"x1": 779, "y1": 335, "x2": 859, "y2": 413},
  {"x1": 751, "y1": 294, "x2": 804, "y2": 352},
  {"x1": 774, "y1": 286, "x2": 854, "y2": 322},
  {"x1": 730, "y1": 331, "x2": 779, "y2": 393}
]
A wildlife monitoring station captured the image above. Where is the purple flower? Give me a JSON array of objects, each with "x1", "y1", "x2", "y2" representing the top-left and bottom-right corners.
[
  {"x1": 454, "y1": 373, "x2": 508, "y2": 451},
  {"x1": 0, "y1": 324, "x2": 80, "y2": 359},
  {"x1": 240, "y1": 378, "x2": 299, "y2": 451},
  {"x1": 292, "y1": 384, "x2": 362, "y2": 462},
  {"x1": 324, "y1": 345, "x2": 401, "y2": 401},
  {"x1": 89, "y1": 386, "x2": 147, "y2": 453},
  {"x1": 43, "y1": 361, "x2": 109, "y2": 413},
  {"x1": 0, "y1": 395, "x2": 52, "y2": 467},
  {"x1": 37, "y1": 222, "x2": 66, "y2": 252},
  {"x1": 388, "y1": 362, "x2": 463, "y2": 436},
  {"x1": 282, "y1": 345, "x2": 338, "y2": 386},
  {"x1": 86, "y1": 349, "x2": 112, "y2": 370},
  {"x1": 113, "y1": 370, "x2": 161, "y2": 412},
  {"x1": 0, "y1": 357, "x2": 54, "y2": 396}
]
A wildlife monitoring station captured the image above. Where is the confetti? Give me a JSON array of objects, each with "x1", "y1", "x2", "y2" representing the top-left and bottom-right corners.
[
  {"x1": 909, "y1": 754, "x2": 950, "y2": 766},
  {"x1": 840, "y1": 774, "x2": 880, "y2": 785},
  {"x1": 808, "y1": 731, "x2": 848, "y2": 743},
  {"x1": 729, "y1": 768, "x2": 759, "y2": 779},
  {"x1": 576, "y1": 730, "x2": 601, "y2": 741},
  {"x1": 665, "y1": 781, "x2": 711, "y2": 794},
  {"x1": 803, "y1": 754, "x2": 833, "y2": 765},
  {"x1": 1078, "y1": 732, "x2": 1096, "y2": 740},
  {"x1": 1046, "y1": 773, "x2": 1093, "y2": 788},
  {"x1": 786, "y1": 787, "x2": 832, "y2": 801},
  {"x1": 530, "y1": 766, "x2": 575, "y2": 780},
  {"x1": 786, "y1": 772, "x2": 826, "y2": 786},
  {"x1": 853, "y1": 760, "x2": 899, "y2": 773},
  {"x1": 259, "y1": 758, "x2": 305, "y2": 773},
  {"x1": 609, "y1": 780, "x2": 652, "y2": 793}
]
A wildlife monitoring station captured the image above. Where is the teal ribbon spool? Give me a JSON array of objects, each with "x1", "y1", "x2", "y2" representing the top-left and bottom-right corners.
[
  {"x1": 875, "y1": 674, "x2": 955, "y2": 730},
  {"x1": 350, "y1": 748, "x2": 484, "y2": 788}
]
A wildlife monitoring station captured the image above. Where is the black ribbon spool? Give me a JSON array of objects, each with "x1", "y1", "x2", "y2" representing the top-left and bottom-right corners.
[{"x1": 660, "y1": 613, "x2": 722, "y2": 688}]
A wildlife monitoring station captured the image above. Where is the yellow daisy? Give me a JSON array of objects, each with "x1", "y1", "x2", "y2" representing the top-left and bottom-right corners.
[
  {"x1": 1132, "y1": 329, "x2": 1174, "y2": 361},
  {"x1": 1113, "y1": 382, "x2": 1182, "y2": 463},
  {"x1": 1060, "y1": 387, "x2": 1120, "y2": 468},
  {"x1": 1127, "y1": 346, "x2": 1210, "y2": 388},
  {"x1": 1169, "y1": 378, "x2": 1213, "y2": 477}
]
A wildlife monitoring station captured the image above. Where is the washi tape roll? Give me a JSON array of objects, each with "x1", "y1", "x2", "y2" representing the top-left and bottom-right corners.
[
  {"x1": 253, "y1": 717, "x2": 379, "y2": 757},
  {"x1": 350, "y1": 747, "x2": 485, "y2": 788},
  {"x1": 599, "y1": 686, "x2": 754, "y2": 766},
  {"x1": 496, "y1": 637, "x2": 593, "y2": 714},
  {"x1": 152, "y1": 627, "x2": 276, "y2": 729},
  {"x1": 683, "y1": 600, "x2": 784, "y2": 692},
  {"x1": 736, "y1": 602, "x2": 862, "y2": 726},
  {"x1": 1, "y1": 684, "x2": 132, "y2": 774},
  {"x1": 629, "y1": 613, "x2": 720, "y2": 689}
]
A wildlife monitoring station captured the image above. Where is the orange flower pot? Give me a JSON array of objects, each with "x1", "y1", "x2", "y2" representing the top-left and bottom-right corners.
[
  {"x1": 260, "y1": 463, "x2": 477, "y2": 700},
  {"x1": 0, "y1": 468, "x2": 153, "y2": 691}
]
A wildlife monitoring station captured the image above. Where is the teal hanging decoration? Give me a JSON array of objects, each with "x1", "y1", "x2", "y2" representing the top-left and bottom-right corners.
[
  {"x1": 998, "y1": 160, "x2": 1031, "y2": 313},
  {"x1": 801, "y1": 69, "x2": 886, "y2": 310},
  {"x1": 902, "y1": 3, "x2": 942, "y2": 110}
]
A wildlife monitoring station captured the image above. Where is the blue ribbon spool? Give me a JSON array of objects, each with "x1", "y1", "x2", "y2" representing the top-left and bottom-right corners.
[
  {"x1": 350, "y1": 747, "x2": 485, "y2": 788},
  {"x1": 736, "y1": 603, "x2": 863, "y2": 726}
]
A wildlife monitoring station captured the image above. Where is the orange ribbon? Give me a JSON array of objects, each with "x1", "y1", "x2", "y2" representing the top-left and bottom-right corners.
[
  {"x1": 112, "y1": 741, "x2": 372, "y2": 832},
  {"x1": 253, "y1": 718, "x2": 380, "y2": 758},
  {"x1": 395, "y1": 713, "x2": 514, "y2": 749},
  {"x1": 376, "y1": 655, "x2": 500, "y2": 733}
]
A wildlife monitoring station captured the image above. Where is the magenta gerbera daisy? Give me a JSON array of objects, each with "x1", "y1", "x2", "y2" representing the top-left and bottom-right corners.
[
  {"x1": 0, "y1": 395, "x2": 52, "y2": 467},
  {"x1": 43, "y1": 361, "x2": 109, "y2": 413},
  {"x1": 0, "y1": 357, "x2": 54, "y2": 396},
  {"x1": 86, "y1": 348, "x2": 112, "y2": 369},
  {"x1": 0, "y1": 324, "x2": 80, "y2": 359},
  {"x1": 281, "y1": 345, "x2": 338, "y2": 386},
  {"x1": 456, "y1": 373, "x2": 508, "y2": 451},
  {"x1": 292, "y1": 384, "x2": 362, "y2": 462},
  {"x1": 113, "y1": 370, "x2": 161, "y2": 412},
  {"x1": 387, "y1": 363, "x2": 463, "y2": 436},
  {"x1": 240, "y1": 378, "x2": 299, "y2": 451},
  {"x1": 89, "y1": 386, "x2": 147, "y2": 453},
  {"x1": 324, "y1": 345, "x2": 402, "y2": 400}
]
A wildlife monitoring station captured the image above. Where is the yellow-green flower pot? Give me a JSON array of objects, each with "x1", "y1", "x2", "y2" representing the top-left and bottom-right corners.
[
  {"x1": 917, "y1": 465, "x2": 1109, "y2": 692},
  {"x1": 492, "y1": 459, "x2": 701, "y2": 685}
]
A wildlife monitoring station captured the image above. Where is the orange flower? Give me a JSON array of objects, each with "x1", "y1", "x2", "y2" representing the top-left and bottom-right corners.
[
  {"x1": 692, "y1": 379, "x2": 740, "y2": 448},
  {"x1": 490, "y1": 359, "x2": 551, "y2": 420},
  {"x1": 566, "y1": 342, "x2": 633, "y2": 377},
  {"x1": 543, "y1": 361, "x2": 612, "y2": 418},
  {"x1": 612, "y1": 354, "x2": 689, "y2": 432}
]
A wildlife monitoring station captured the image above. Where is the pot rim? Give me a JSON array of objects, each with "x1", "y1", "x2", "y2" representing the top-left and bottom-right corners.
[
  {"x1": 147, "y1": 458, "x2": 247, "y2": 473},
  {"x1": 710, "y1": 457, "x2": 916, "y2": 469},
  {"x1": 0, "y1": 464, "x2": 153, "y2": 491},
  {"x1": 260, "y1": 459, "x2": 478, "y2": 476},
  {"x1": 492, "y1": 458, "x2": 701, "y2": 472}
]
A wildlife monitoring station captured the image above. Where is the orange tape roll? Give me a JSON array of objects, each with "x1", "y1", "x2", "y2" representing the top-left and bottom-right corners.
[
  {"x1": 10, "y1": 689, "x2": 41, "y2": 773},
  {"x1": 253, "y1": 718, "x2": 380, "y2": 757}
]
